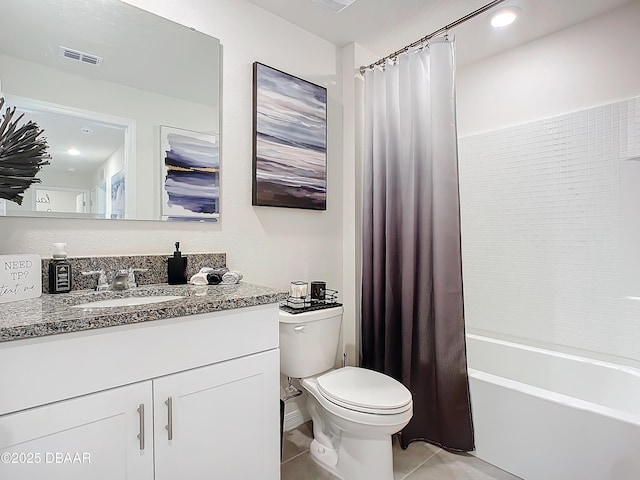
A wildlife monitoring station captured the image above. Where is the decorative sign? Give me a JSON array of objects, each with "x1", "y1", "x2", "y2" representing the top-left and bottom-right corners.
[{"x1": 0, "y1": 254, "x2": 42, "y2": 304}]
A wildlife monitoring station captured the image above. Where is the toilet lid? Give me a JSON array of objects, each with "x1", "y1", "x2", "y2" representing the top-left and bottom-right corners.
[{"x1": 317, "y1": 367, "x2": 412, "y2": 414}]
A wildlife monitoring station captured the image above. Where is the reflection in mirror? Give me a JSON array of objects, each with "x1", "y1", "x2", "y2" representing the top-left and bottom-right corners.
[
  {"x1": 3, "y1": 95, "x2": 132, "y2": 219},
  {"x1": 0, "y1": 0, "x2": 220, "y2": 221}
]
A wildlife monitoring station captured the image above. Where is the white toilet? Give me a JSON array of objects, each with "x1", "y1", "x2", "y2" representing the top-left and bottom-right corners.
[{"x1": 279, "y1": 306, "x2": 413, "y2": 480}]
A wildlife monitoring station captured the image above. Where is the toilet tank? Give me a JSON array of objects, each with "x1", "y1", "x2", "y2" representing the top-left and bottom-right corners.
[{"x1": 279, "y1": 306, "x2": 343, "y2": 379}]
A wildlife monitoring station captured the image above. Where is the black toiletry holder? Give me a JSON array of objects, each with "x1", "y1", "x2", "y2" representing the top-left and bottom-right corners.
[{"x1": 280, "y1": 289, "x2": 341, "y2": 314}]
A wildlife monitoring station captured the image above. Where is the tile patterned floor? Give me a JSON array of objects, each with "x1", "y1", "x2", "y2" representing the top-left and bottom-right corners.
[{"x1": 281, "y1": 422, "x2": 522, "y2": 480}]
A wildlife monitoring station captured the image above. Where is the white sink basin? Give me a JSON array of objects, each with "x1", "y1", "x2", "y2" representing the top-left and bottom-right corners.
[{"x1": 72, "y1": 295, "x2": 185, "y2": 309}]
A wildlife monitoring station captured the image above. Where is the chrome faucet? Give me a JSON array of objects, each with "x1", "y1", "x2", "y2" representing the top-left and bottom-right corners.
[
  {"x1": 112, "y1": 267, "x2": 148, "y2": 291},
  {"x1": 82, "y1": 267, "x2": 148, "y2": 291},
  {"x1": 111, "y1": 270, "x2": 130, "y2": 291},
  {"x1": 81, "y1": 270, "x2": 110, "y2": 291}
]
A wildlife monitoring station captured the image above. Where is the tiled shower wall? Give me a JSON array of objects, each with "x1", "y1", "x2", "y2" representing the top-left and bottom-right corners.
[{"x1": 458, "y1": 96, "x2": 640, "y2": 364}]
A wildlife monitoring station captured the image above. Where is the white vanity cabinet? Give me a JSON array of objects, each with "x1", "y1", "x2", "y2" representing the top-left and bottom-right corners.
[
  {"x1": 0, "y1": 381, "x2": 154, "y2": 480},
  {"x1": 0, "y1": 304, "x2": 281, "y2": 480},
  {"x1": 153, "y1": 349, "x2": 280, "y2": 480}
]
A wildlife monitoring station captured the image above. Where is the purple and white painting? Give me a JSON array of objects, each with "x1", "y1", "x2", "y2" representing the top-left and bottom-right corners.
[
  {"x1": 161, "y1": 126, "x2": 219, "y2": 222},
  {"x1": 252, "y1": 62, "x2": 327, "y2": 210},
  {"x1": 110, "y1": 169, "x2": 125, "y2": 219}
]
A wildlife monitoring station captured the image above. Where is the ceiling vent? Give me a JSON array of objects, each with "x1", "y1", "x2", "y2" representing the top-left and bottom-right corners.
[
  {"x1": 311, "y1": 0, "x2": 356, "y2": 13},
  {"x1": 58, "y1": 46, "x2": 103, "y2": 66}
]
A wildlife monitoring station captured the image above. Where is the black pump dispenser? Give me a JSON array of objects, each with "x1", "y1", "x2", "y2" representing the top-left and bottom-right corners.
[{"x1": 168, "y1": 242, "x2": 187, "y2": 285}]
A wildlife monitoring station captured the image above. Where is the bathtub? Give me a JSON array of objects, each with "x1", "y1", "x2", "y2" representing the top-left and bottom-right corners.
[{"x1": 466, "y1": 333, "x2": 640, "y2": 480}]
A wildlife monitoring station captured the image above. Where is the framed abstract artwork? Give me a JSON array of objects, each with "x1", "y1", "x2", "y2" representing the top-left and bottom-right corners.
[
  {"x1": 110, "y1": 169, "x2": 125, "y2": 219},
  {"x1": 252, "y1": 62, "x2": 327, "y2": 210},
  {"x1": 160, "y1": 126, "x2": 219, "y2": 222}
]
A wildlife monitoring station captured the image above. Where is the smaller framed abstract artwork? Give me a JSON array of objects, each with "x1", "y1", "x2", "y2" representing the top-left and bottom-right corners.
[
  {"x1": 252, "y1": 62, "x2": 327, "y2": 210},
  {"x1": 160, "y1": 126, "x2": 219, "y2": 222},
  {"x1": 110, "y1": 169, "x2": 125, "y2": 219}
]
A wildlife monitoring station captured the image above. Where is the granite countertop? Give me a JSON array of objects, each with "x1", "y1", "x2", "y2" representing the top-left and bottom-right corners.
[{"x1": 0, "y1": 282, "x2": 288, "y2": 343}]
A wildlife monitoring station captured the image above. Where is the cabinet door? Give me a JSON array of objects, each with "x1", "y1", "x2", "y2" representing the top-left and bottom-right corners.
[
  {"x1": 0, "y1": 382, "x2": 153, "y2": 480},
  {"x1": 154, "y1": 349, "x2": 281, "y2": 480}
]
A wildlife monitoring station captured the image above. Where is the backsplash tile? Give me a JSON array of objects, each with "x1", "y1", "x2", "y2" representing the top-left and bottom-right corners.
[{"x1": 41, "y1": 253, "x2": 226, "y2": 293}]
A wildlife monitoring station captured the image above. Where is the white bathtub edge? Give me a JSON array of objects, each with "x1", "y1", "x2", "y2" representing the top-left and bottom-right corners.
[{"x1": 468, "y1": 368, "x2": 640, "y2": 427}]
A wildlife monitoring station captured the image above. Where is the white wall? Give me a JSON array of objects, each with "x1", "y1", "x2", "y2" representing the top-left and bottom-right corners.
[
  {"x1": 457, "y1": 2, "x2": 640, "y2": 136},
  {"x1": 0, "y1": 0, "x2": 343, "y2": 296},
  {"x1": 457, "y1": 2, "x2": 640, "y2": 367}
]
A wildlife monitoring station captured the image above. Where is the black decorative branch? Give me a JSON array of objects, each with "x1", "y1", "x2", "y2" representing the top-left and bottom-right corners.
[{"x1": 0, "y1": 97, "x2": 51, "y2": 205}]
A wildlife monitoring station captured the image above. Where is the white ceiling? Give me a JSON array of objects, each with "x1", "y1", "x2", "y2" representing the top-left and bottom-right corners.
[{"x1": 244, "y1": 0, "x2": 635, "y2": 67}]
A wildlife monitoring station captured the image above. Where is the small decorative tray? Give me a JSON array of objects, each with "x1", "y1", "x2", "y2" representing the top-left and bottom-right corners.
[{"x1": 279, "y1": 288, "x2": 342, "y2": 314}]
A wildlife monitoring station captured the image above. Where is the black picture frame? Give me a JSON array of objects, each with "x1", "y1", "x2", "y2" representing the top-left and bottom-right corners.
[{"x1": 252, "y1": 62, "x2": 327, "y2": 210}]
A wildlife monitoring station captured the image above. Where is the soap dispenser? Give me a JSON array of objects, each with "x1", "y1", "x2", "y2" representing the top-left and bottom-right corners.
[
  {"x1": 168, "y1": 242, "x2": 187, "y2": 285},
  {"x1": 48, "y1": 243, "x2": 73, "y2": 294}
]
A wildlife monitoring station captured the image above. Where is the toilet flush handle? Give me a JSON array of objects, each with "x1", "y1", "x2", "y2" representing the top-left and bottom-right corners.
[{"x1": 294, "y1": 325, "x2": 307, "y2": 333}]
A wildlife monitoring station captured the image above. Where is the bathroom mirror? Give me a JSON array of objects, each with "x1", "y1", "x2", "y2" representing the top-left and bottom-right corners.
[{"x1": 0, "y1": 0, "x2": 220, "y2": 221}]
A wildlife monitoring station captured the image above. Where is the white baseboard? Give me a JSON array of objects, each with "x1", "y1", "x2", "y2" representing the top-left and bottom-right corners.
[{"x1": 284, "y1": 406, "x2": 309, "y2": 432}]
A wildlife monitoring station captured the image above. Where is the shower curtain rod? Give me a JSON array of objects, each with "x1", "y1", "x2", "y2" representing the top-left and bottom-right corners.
[{"x1": 359, "y1": 0, "x2": 508, "y2": 74}]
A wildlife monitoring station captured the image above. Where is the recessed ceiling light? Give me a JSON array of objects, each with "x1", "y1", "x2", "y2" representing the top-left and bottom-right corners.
[
  {"x1": 81, "y1": 127, "x2": 94, "y2": 135},
  {"x1": 311, "y1": 0, "x2": 356, "y2": 14},
  {"x1": 68, "y1": 167, "x2": 76, "y2": 172},
  {"x1": 67, "y1": 148, "x2": 81, "y2": 156},
  {"x1": 490, "y1": 7, "x2": 520, "y2": 28}
]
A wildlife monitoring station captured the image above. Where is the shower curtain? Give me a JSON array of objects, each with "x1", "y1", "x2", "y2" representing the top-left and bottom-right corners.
[{"x1": 361, "y1": 38, "x2": 474, "y2": 451}]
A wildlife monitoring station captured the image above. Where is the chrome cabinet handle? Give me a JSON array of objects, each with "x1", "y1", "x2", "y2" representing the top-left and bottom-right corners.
[
  {"x1": 165, "y1": 397, "x2": 173, "y2": 440},
  {"x1": 137, "y1": 404, "x2": 145, "y2": 450}
]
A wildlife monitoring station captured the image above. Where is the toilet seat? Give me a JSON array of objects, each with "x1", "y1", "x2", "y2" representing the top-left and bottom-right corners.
[{"x1": 316, "y1": 367, "x2": 412, "y2": 415}]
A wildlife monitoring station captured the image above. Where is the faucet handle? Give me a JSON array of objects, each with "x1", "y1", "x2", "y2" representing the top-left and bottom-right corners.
[
  {"x1": 81, "y1": 270, "x2": 109, "y2": 291},
  {"x1": 81, "y1": 269, "x2": 104, "y2": 276},
  {"x1": 127, "y1": 267, "x2": 148, "y2": 289}
]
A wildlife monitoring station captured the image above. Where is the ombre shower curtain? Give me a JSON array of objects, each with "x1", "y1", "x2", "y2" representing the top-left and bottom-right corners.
[{"x1": 362, "y1": 38, "x2": 474, "y2": 451}]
